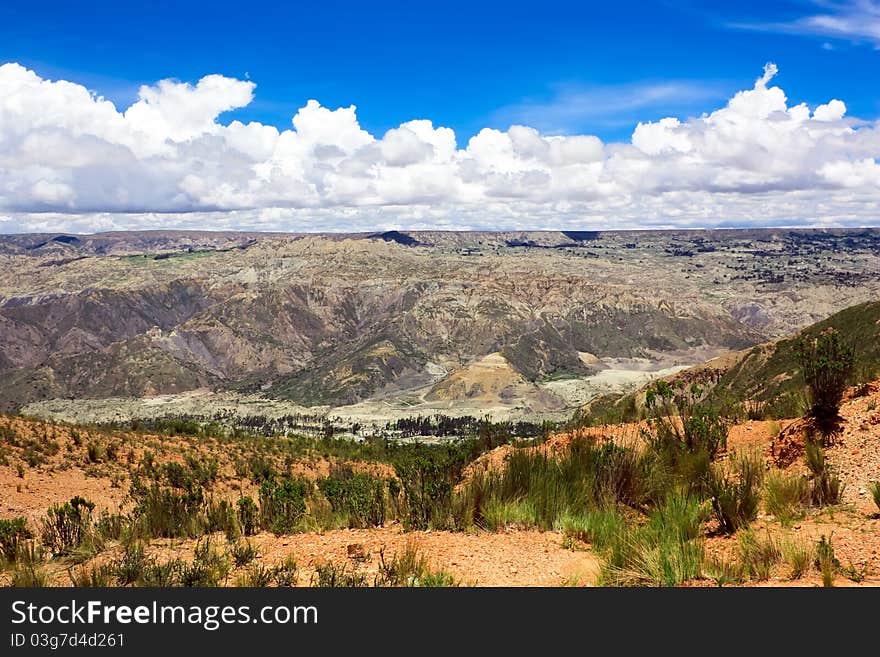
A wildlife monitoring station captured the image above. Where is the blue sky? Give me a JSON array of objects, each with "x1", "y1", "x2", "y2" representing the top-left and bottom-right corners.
[
  {"x1": 2, "y1": 0, "x2": 878, "y2": 142},
  {"x1": 1, "y1": 0, "x2": 879, "y2": 232}
]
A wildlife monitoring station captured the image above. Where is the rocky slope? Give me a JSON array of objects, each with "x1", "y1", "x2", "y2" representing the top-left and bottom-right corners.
[
  {"x1": 584, "y1": 300, "x2": 880, "y2": 423},
  {"x1": 1, "y1": 229, "x2": 878, "y2": 414}
]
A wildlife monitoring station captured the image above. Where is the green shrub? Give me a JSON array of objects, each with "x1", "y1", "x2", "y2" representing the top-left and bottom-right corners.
[
  {"x1": 371, "y1": 541, "x2": 459, "y2": 587},
  {"x1": 86, "y1": 441, "x2": 106, "y2": 463},
  {"x1": 460, "y1": 438, "x2": 650, "y2": 532},
  {"x1": 9, "y1": 543, "x2": 49, "y2": 587},
  {"x1": 737, "y1": 530, "x2": 781, "y2": 581},
  {"x1": 236, "y1": 496, "x2": 259, "y2": 536},
  {"x1": 374, "y1": 541, "x2": 426, "y2": 587},
  {"x1": 139, "y1": 559, "x2": 184, "y2": 587},
  {"x1": 393, "y1": 447, "x2": 459, "y2": 530},
  {"x1": 805, "y1": 441, "x2": 843, "y2": 506},
  {"x1": 707, "y1": 453, "x2": 762, "y2": 534},
  {"x1": 94, "y1": 512, "x2": 127, "y2": 541},
  {"x1": 0, "y1": 516, "x2": 32, "y2": 564},
  {"x1": 229, "y1": 540, "x2": 259, "y2": 568},
  {"x1": 795, "y1": 330, "x2": 854, "y2": 435},
  {"x1": 680, "y1": 409, "x2": 729, "y2": 460},
  {"x1": 311, "y1": 561, "x2": 369, "y2": 587},
  {"x1": 644, "y1": 383, "x2": 728, "y2": 460},
  {"x1": 317, "y1": 468, "x2": 387, "y2": 528},
  {"x1": 69, "y1": 562, "x2": 115, "y2": 587},
  {"x1": 184, "y1": 453, "x2": 219, "y2": 488},
  {"x1": 703, "y1": 556, "x2": 745, "y2": 587},
  {"x1": 236, "y1": 563, "x2": 273, "y2": 587},
  {"x1": 585, "y1": 497, "x2": 706, "y2": 587},
  {"x1": 131, "y1": 484, "x2": 205, "y2": 538},
  {"x1": 259, "y1": 477, "x2": 310, "y2": 534},
  {"x1": 205, "y1": 499, "x2": 239, "y2": 538},
  {"x1": 272, "y1": 556, "x2": 299, "y2": 587},
  {"x1": 558, "y1": 508, "x2": 627, "y2": 550},
  {"x1": 40, "y1": 496, "x2": 96, "y2": 556},
  {"x1": 179, "y1": 539, "x2": 230, "y2": 586},
  {"x1": 599, "y1": 529, "x2": 705, "y2": 587},
  {"x1": 246, "y1": 454, "x2": 278, "y2": 483},
  {"x1": 483, "y1": 499, "x2": 538, "y2": 531},
  {"x1": 764, "y1": 470, "x2": 810, "y2": 522},
  {"x1": 781, "y1": 538, "x2": 813, "y2": 579},
  {"x1": 114, "y1": 543, "x2": 151, "y2": 585},
  {"x1": 161, "y1": 461, "x2": 191, "y2": 489},
  {"x1": 646, "y1": 490, "x2": 707, "y2": 543},
  {"x1": 815, "y1": 534, "x2": 838, "y2": 587}
]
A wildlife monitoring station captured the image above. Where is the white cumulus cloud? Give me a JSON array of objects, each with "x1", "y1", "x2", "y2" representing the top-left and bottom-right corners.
[{"x1": 0, "y1": 61, "x2": 878, "y2": 232}]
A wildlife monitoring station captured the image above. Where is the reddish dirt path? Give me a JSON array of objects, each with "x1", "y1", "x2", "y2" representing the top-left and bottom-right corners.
[{"x1": 249, "y1": 526, "x2": 599, "y2": 586}]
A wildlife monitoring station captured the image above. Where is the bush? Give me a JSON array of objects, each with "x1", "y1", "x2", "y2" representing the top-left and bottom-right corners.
[
  {"x1": 781, "y1": 538, "x2": 813, "y2": 580},
  {"x1": 393, "y1": 446, "x2": 460, "y2": 530},
  {"x1": 795, "y1": 329, "x2": 854, "y2": 434},
  {"x1": 179, "y1": 539, "x2": 230, "y2": 587},
  {"x1": 114, "y1": 543, "x2": 151, "y2": 585},
  {"x1": 644, "y1": 382, "x2": 728, "y2": 461},
  {"x1": 9, "y1": 542, "x2": 48, "y2": 587},
  {"x1": 204, "y1": 499, "x2": 239, "y2": 538},
  {"x1": 369, "y1": 541, "x2": 459, "y2": 587},
  {"x1": 599, "y1": 528, "x2": 705, "y2": 587},
  {"x1": 229, "y1": 540, "x2": 259, "y2": 568},
  {"x1": 680, "y1": 409, "x2": 729, "y2": 460},
  {"x1": 459, "y1": 438, "x2": 650, "y2": 532},
  {"x1": 0, "y1": 517, "x2": 32, "y2": 564},
  {"x1": 244, "y1": 453, "x2": 278, "y2": 483},
  {"x1": 236, "y1": 563, "x2": 273, "y2": 587},
  {"x1": 259, "y1": 477, "x2": 310, "y2": 534},
  {"x1": 646, "y1": 490, "x2": 707, "y2": 543},
  {"x1": 272, "y1": 557, "x2": 299, "y2": 587},
  {"x1": 131, "y1": 484, "x2": 205, "y2": 538},
  {"x1": 69, "y1": 562, "x2": 115, "y2": 587},
  {"x1": 317, "y1": 468, "x2": 387, "y2": 528},
  {"x1": 236, "y1": 496, "x2": 259, "y2": 536},
  {"x1": 559, "y1": 508, "x2": 627, "y2": 550},
  {"x1": 311, "y1": 561, "x2": 369, "y2": 587},
  {"x1": 737, "y1": 530, "x2": 780, "y2": 581},
  {"x1": 184, "y1": 453, "x2": 219, "y2": 488},
  {"x1": 703, "y1": 556, "x2": 746, "y2": 587},
  {"x1": 805, "y1": 441, "x2": 843, "y2": 506},
  {"x1": 94, "y1": 512, "x2": 128, "y2": 541},
  {"x1": 374, "y1": 540, "x2": 427, "y2": 587},
  {"x1": 585, "y1": 500, "x2": 706, "y2": 587},
  {"x1": 40, "y1": 496, "x2": 96, "y2": 556},
  {"x1": 815, "y1": 534, "x2": 838, "y2": 587},
  {"x1": 86, "y1": 441, "x2": 106, "y2": 463},
  {"x1": 642, "y1": 404, "x2": 728, "y2": 499},
  {"x1": 139, "y1": 559, "x2": 184, "y2": 587},
  {"x1": 764, "y1": 470, "x2": 810, "y2": 522},
  {"x1": 483, "y1": 499, "x2": 538, "y2": 531},
  {"x1": 707, "y1": 453, "x2": 762, "y2": 534}
]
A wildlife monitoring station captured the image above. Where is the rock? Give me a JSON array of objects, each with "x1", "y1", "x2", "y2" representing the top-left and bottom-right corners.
[{"x1": 346, "y1": 543, "x2": 367, "y2": 561}]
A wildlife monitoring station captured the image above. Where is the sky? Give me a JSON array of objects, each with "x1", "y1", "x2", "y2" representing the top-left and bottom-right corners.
[{"x1": 1, "y1": 0, "x2": 880, "y2": 233}]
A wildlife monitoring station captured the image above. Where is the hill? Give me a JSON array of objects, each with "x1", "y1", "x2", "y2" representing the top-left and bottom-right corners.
[{"x1": 582, "y1": 300, "x2": 880, "y2": 424}]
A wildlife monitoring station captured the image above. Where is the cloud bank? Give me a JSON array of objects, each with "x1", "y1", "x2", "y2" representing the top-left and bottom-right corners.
[{"x1": 1, "y1": 61, "x2": 878, "y2": 232}]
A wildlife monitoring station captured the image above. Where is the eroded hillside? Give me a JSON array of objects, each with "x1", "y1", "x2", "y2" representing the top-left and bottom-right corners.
[{"x1": 2, "y1": 229, "x2": 878, "y2": 422}]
